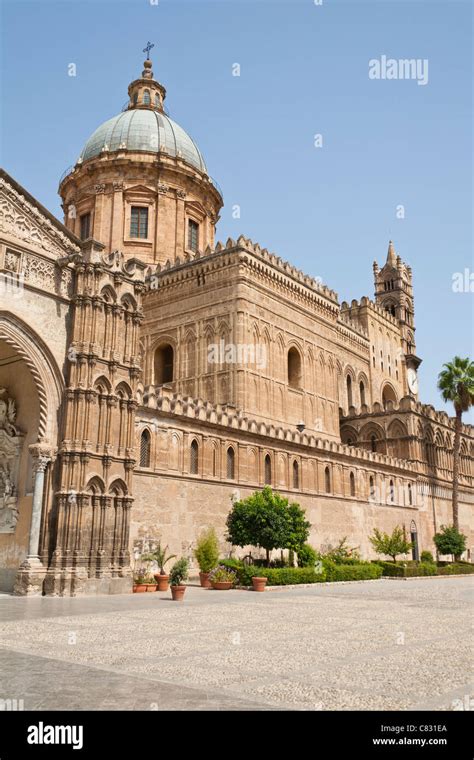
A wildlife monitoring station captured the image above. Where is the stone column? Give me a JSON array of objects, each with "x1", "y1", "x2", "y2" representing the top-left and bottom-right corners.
[{"x1": 14, "y1": 444, "x2": 52, "y2": 596}]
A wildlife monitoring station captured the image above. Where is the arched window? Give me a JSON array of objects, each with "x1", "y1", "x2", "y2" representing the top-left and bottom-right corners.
[
  {"x1": 133, "y1": 92, "x2": 138, "y2": 106},
  {"x1": 212, "y1": 446, "x2": 217, "y2": 477},
  {"x1": 226, "y1": 447, "x2": 235, "y2": 480},
  {"x1": 408, "y1": 483, "x2": 413, "y2": 505},
  {"x1": 190, "y1": 440, "x2": 199, "y2": 474},
  {"x1": 371, "y1": 435, "x2": 377, "y2": 453},
  {"x1": 382, "y1": 384, "x2": 397, "y2": 409},
  {"x1": 346, "y1": 375, "x2": 353, "y2": 408},
  {"x1": 155, "y1": 93, "x2": 160, "y2": 108},
  {"x1": 155, "y1": 344, "x2": 174, "y2": 384},
  {"x1": 359, "y1": 381, "x2": 366, "y2": 407},
  {"x1": 288, "y1": 347, "x2": 302, "y2": 388},
  {"x1": 143, "y1": 89, "x2": 151, "y2": 105},
  {"x1": 325, "y1": 466, "x2": 331, "y2": 493},
  {"x1": 140, "y1": 429, "x2": 151, "y2": 468},
  {"x1": 292, "y1": 460, "x2": 299, "y2": 489},
  {"x1": 264, "y1": 454, "x2": 272, "y2": 485},
  {"x1": 349, "y1": 471, "x2": 355, "y2": 496},
  {"x1": 389, "y1": 479, "x2": 395, "y2": 503},
  {"x1": 369, "y1": 475, "x2": 375, "y2": 500}
]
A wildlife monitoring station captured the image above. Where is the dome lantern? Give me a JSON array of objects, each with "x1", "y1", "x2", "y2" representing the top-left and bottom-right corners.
[{"x1": 126, "y1": 49, "x2": 166, "y2": 113}]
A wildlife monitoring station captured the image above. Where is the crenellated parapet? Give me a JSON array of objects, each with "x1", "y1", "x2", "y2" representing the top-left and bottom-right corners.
[
  {"x1": 137, "y1": 383, "x2": 417, "y2": 473},
  {"x1": 340, "y1": 395, "x2": 474, "y2": 437},
  {"x1": 145, "y1": 234, "x2": 340, "y2": 318},
  {"x1": 340, "y1": 296, "x2": 401, "y2": 330}
]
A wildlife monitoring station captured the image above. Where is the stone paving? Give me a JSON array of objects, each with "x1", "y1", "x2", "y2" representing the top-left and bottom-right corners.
[{"x1": 0, "y1": 577, "x2": 472, "y2": 711}]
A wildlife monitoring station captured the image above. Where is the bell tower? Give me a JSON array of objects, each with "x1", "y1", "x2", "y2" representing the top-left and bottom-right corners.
[{"x1": 373, "y1": 240, "x2": 422, "y2": 395}]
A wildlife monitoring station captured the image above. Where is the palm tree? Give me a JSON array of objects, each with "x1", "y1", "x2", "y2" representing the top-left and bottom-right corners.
[
  {"x1": 142, "y1": 541, "x2": 176, "y2": 576},
  {"x1": 437, "y1": 357, "x2": 474, "y2": 530}
]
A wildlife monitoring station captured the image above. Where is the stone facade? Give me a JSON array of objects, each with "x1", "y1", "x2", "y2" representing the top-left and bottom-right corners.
[{"x1": 0, "y1": 57, "x2": 472, "y2": 595}]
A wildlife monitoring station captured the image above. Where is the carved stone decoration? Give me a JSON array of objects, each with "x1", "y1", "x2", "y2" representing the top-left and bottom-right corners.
[
  {"x1": 176, "y1": 189, "x2": 186, "y2": 199},
  {"x1": 113, "y1": 181, "x2": 124, "y2": 192},
  {"x1": 23, "y1": 252, "x2": 73, "y2": 298},
  {"x1": 95, "y1": 184, "x2": 106, "y2": 194},
  {"x1": 4, "y1": 249, "x2": 21, "y2": 273},
  {"x1": 0, "y1": 178, "x2": 81, "y2": 258},
  {"x1": 0, "y1": 390, "x2": 24, "y2": 533},
  {"x1": 157, "y1": 183, "x2": 169, "y2": 194}
]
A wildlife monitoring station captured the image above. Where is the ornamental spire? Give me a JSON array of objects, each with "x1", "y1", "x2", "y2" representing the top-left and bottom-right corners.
[{"x1": 386, "y1": 239, "x2": 397, "y2": 267}]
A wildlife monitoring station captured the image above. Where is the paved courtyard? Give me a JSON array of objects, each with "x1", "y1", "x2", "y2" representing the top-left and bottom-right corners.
[{"x1": 0, "y1": 577, "x2": 472, "y2": 711}]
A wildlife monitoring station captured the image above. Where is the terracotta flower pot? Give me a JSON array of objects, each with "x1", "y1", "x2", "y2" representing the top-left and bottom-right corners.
[
  {"x1": 171, "y1": 585, "x2": 186, "y2": 601},
  {"x1": 211, "y1": 581, "x2": 233, "y2": 590},
  {"x1": 146, "y1": 583, "x2": 157, "y2": 592},
  {"x1": 252, "y1": 576, "x2": 267, "y2": 592},
  {"x1": 199, "y1": 572, "x2": 212, "y2": 588},
  {"x1": 155, "y1": 574, "x2": 170, "y2": 592},
  {"x1": 133, "y1": 584, "x2": 147, "y2": 593}
]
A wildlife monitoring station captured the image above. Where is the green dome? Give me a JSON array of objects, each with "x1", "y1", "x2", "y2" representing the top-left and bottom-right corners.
[{"x1": 79, "y1": 109, "x2": 207, "y2": 173}]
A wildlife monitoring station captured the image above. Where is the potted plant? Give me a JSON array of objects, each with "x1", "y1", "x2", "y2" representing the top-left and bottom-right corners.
[
  {"x1": 169, "y1": 557, "x2": 189, "y2": 601},
  {"x1": 142, "y1": 542, "x2": 177, "y2": 592},
  {"x1": 194, "y1": 528, "x2": 220, "y2": 588},
  {"x1": 252, "y1": 575, "x2": 268, "y2": 592},
  {"x1": 133, "y1": 568, "x2": 148, "y2": 593},
  {"x1": 209, "y1": 565, "x2": 237, "y2": 590},
  {"x1": 133, "y1": 570, "x2": 156, "y2": 592}
]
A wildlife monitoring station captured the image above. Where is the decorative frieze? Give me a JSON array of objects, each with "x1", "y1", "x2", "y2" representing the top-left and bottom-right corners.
[{"x1": 23, "y1": 252, "x2": 73, "y2": 298}]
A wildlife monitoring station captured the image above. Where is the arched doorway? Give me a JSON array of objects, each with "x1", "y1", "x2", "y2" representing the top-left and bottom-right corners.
[{"x1": 410, "y1": 520, "x2": 419, "y2": 561}]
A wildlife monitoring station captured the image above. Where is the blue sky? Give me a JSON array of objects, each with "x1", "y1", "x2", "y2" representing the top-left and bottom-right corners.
[{"x1": 1, "y1": 0, "x2": 472, "y2": 415}]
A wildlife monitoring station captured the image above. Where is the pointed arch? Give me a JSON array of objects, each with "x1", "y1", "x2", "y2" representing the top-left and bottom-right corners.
[
  {"x1": 120, "y1": 293, "x2": 138, "y2": 311},
  {"x1": 0, "y1": 312, "x2": 64, "y2": 443},
  {"x1": 85, "y1": 475, "x2": 105, "y2": 494},
  {"x1": 139, "y1": 428, "x2": 151, "y2": 467},
  {"x1": 349, "y1": 471, "x2": 356, "y2": 496},
  {"x1": 190, "y1": 438, "x2": 199, "y2": 474},
  {"x1": 115, "y1": 380, "x2": 132, "y2": 398},
  {"x1": 100, "y1": 284, "x2": 117, "y2": 303},
  {"x1": 264, "y1": 453, "x2": 272, "y2": 485},
  {"x1": 292, "y1": 459, "x2": 300, "y2": 489},
  {"x1": 108, "y1": 477, "x2": 128, "y2": 495}
]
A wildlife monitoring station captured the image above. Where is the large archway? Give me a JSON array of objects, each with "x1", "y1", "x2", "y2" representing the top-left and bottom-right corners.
[{"x1": 0, "y1": 314, "x2": 64, "y2": 593}]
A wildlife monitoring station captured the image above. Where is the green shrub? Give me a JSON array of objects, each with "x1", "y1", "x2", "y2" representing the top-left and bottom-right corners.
[
  {"x1": 323, "y1": 561, "x2": 382, "y2": 581},
  {"x1": 369, "y1": 526, "x2": 412, "y2": 562},
  {"x1": 194, "y1": 528, "x2": 219, "y2": 573},
  {"x1": 169, "y1": 557, "x2": 189, "y2": 586},
  {"x1": 319, "y1": 537, "x2": 361, "y2": 563},
  {"x1": 220, "y1": 563, "x2": 326, "y2": 586},
  {"x1": 220, "y1": 559, "x2": 383, "y2": 585},
  {"x1": 375, "y1": 561, "x2": 437, "y2": 577},
  {"x1": 420, "y1": 550, "x2": 434, "y2": 564},
  {"x1": 437, "y1": 563, "x2": 474, "y2": 575},
  {"x1": 433, "y1": 525, "x2": 467, "y2": 561},
  {"x1": 297, "y1": 543, "x2": 318, "y2": 567}
]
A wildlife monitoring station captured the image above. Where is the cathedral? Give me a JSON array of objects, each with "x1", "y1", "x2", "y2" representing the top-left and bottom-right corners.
[{"x1": 0, "y1": 56, "x2": 472, "y2": 595}]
